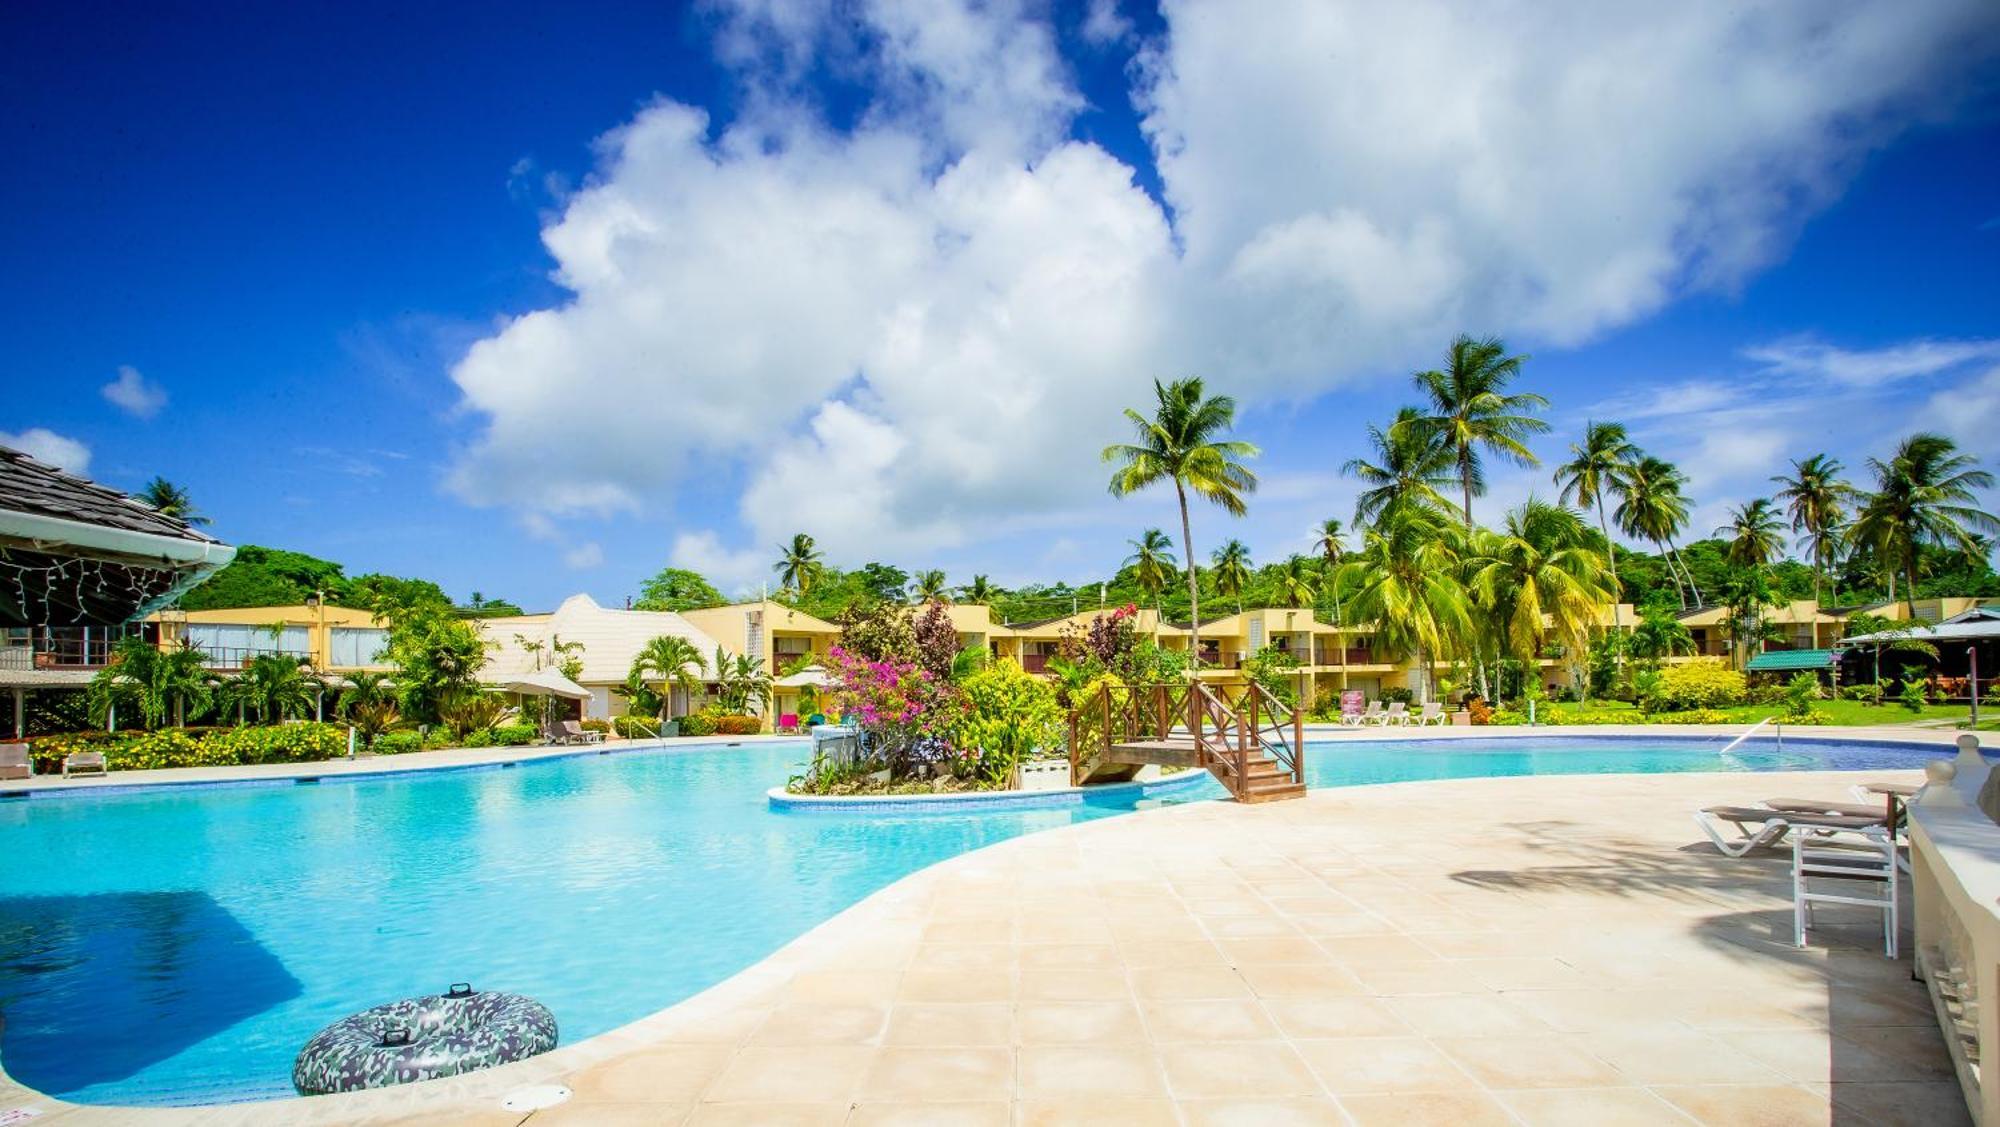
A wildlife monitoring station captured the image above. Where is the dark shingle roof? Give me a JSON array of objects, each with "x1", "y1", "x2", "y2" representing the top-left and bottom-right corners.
[{"x1": 0, "y1": 445, "x2": 220, "y2": 544}]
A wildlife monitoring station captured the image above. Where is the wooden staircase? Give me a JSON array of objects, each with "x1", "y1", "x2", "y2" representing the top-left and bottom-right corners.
[{"x1": 1068, "y1": 680, "x2": 1306, "y2": 804}]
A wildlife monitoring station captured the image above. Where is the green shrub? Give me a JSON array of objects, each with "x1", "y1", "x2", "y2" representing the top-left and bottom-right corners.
[
  {"x1": 713, "y1": 714, "x2": 762, "y2": 735},
  {"x1": 461, "y1": 728, "x2": 495, "y2": 748},
  {"x1": 678, "y1": 711, "x2": 718, "y2": 737},
  {"x1": 492, "y1": 724, "x2": 537, "y2": 746},
  {"x1": 612, "y1": 715, "x2": 659, "y2": 739},
  {"x1": 1841, "y1": 683, "x2": 1884, "y2": 704},
  {"x1": 203, "y1": 723, "x2": 346, "y2": 765},
  {"x1": 1654, "y1": 661, "x2": 1747, "y2": 710},
  {"x1": 1782, "y1": 673, "x2": 1821, "y2": 722},
  {"x1": 580, "y1": 718, "x2": 612, "y2": 734},
  {"x1": 373, "y1": 731, "x2": 422, "y2": 755},
  {"x1": 1897, "y1": 678, "x2": 1928, "y2": 712},
  {"x1": 954, "y1": 660, "x2": 1065, "y2": 783},
  {"x1": 1380, "y1": 686, "x2": 1415, "y2": 705}
]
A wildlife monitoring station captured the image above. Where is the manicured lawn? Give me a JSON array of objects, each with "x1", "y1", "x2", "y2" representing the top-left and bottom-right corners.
[{"x1": 1552, "y1": 699, "x2": 1972, "y2": 727}]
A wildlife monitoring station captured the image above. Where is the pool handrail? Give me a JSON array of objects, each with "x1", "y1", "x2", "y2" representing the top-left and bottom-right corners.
[{"x1": 1719, "y1": 715, "x2": 1780, "y2": 758}]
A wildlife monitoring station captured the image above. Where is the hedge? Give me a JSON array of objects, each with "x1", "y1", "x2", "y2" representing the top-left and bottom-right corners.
[
  {"x1": 1653, "y1": 660, "x2": 1748, "y2": 711},
  {"x1": 372, "y1": 731, "x2": 422, "y2": 755},
  {"x1": 713, "y1": 714, "x2": 762, "y2": 735},
  {"x1": 28, "y1": 723, "x2": 348, "y2": 773},
  {"x1": 613, "y1": 715, "x2": 660, "y2": 739}
]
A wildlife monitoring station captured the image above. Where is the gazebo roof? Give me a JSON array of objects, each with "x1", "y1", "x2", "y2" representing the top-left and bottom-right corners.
[{"x1": 0, "y1": 445, "x2": 235, "y2": 625}]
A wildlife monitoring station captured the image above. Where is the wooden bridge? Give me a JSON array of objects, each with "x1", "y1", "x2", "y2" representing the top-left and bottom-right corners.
[{"x1": 1067, "y1": 681, "x2": 1306, "y2": 803}]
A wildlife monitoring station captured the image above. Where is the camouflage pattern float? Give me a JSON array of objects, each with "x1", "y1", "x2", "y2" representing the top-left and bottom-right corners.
[{"x1": 292, "y1": 984, "x2": 557, "y2": 1095}]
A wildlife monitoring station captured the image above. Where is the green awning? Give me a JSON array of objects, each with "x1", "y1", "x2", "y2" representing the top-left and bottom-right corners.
[{"x1": 1746, "y1": 648, "x2": 1839, "y2": 672}]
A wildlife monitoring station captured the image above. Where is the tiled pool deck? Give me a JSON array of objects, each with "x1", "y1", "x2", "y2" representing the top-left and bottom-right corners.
[{"x1": 1, "y1": 729, "x2": 1970, "y2": 1126}]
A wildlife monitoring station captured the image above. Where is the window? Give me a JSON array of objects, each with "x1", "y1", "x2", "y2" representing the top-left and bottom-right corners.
[
  {"x1": 186, "y1": 623, "x2": 308, "y2": 660},
  {"x1": 330, "y1": 627, "x2": 390, "y2": 667}
]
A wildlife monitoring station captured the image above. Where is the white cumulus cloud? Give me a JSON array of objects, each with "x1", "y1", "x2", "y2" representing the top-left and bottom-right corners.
[
  {"x1": 0, "y1": 428, "x2": 93, "y2": 475},
  {"x1": 101, "y1": 365, "x2": 167, "y2": 419},
  {"x1": 446, "y1": 0, "x2": 2000, "y2": 567}
]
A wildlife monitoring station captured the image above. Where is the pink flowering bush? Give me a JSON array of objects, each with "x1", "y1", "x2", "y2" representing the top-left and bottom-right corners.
[{"x1": 825, "y1": 645, "x2": 967, "y2": 776}]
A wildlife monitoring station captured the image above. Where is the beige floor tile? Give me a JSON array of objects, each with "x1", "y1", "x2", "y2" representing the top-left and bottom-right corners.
[
  {"x1": 684, "y1": 1102, "x2": 848, "y2": 1126},
  {"x1": 506, "y1": 1102, "x2": 685, "y2": 1127},
  {"x1": 1495, "y1": 1086, "x2": 1695, "y2": 1126},
  {"x1": 1018, "y1": 968, "x2": 1130, "y2": 1002},
  {"x1": 785, "y1": 970, "x2": 900, "y2": 1005},
  {"x1": 1316, "y1": 934, "x2": 1441, "y2": 965},
  {"x1": 1215, "y1": 936, "x2": 1327, "y2": 964},
  {"x1": 1650, "y1": 1083, "x2": 1831, "y2": 1126},
  {"x1": 1347, "y1": 961, "x2": 1494, "y2": 996},
  {"x1": 1434, "y1": 1035, "x2": 1626, "y2": 1090},
  {"x1": 1117, "y1": 939, "x2": 1228, "y2": 967},
  {"x1": 847, "y1": 1101, "x2": 1010, "y2": 1127},
  {"x1": 916, "y1": 943, "x2": 1016, "y2": 973},
  {"x1": 567, "y1": 1045, "x2": 733, "y2": 1103},
  {"x1": 1588, "y1": 1028, "x2": 1788, "y2": 1085},
  {"x1": 1014, "y1": 1098, "x2": 1179, "y2": 1126},
  {"x1": 1263, "y1": 996, "x2": 1411, "y2": 1039},
  {"x1": 1236, "y1": 962, "x2": 1366, "y2": 999},
  {"x1": 1018, "y1": 915, "x2": 1113, "y2": 944},
  {"x1": 1016, "y1": 943, "x2": 1121, "y2": 971},
  {"x1": 1131, "y1": 965, "x2": 1253, "y2": 1000},
  {"x1": 897, "y1": 969, "x2": 1011, "y2": 1004},
  {"x1": 748, "y1": 1003, "x2": 888, "y2": 1047},
  {"x1": 1387, "y1": 993, "x2": 1549, "y2": 1036},
  {"x1": 1018, "y1": 1045, "x2": 1167, "y2": 1099},
  {"x1": 857, "y1": 1047, "x2": 1013, "y2": 1101},
  {"x1": 1156, "y1": 1041, "x2": 1320, "y2": 1099},
  {"x1": 1017, "y1": 1000, "x2": 1147, "y2": 1045},
  {"x1": 925, "y1": 920, "x2": 1014, "y2": 944},
  {"x1": 1140, "y1": 998, "x2": 1279, "y2": 1042},
  {"x1": 701, "y1": 1046, "x2": 870, "y2": 1103},
  {"x1": 1179, "y1": 1096, "x2": 1349, "y2": 1125},
  {"x1": 1826, "y1": 1080, "x2": 1973, "y2": 1126},
  {"x1": 1336, "y1": 1089, "x2": 1516, "y2": 1126},
  {"x1": 1292, "y1": 1036, "x2": 1470, "y2": 1093},
  {"x1": 1456, "y1": 957, "x2": 1595, "y2": 991},
  {"x1": 1710, "y1": 1027, "x2": 1914, "y2": 1085},
  {"x1": 882, "y1": 1002, "x2": 1012, "y2": 1046}
]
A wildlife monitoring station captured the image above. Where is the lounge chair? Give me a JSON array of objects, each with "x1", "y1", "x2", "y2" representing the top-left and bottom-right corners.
[
  {"x1": 806, "y1": 713, "x2": 827, "y2": 728},
  {"x1": 1413, "y1": 702, "x2": 1446, "y2": 726},
  {"x1": 1693, "y1": 804, "x2": 1885, "y2": 858},
  {"x1": 1346, "y1": 701, "x2": 1381, "y2": 727},
  {"x1": 1794, "y1": 826, "x2": 1899, "y2": 958},
  {"x1": 777, "y1": 713, "x2": 801, "y2": 734},
  {"x1": 559, "y1": 720, "x2": 604, "y2": 746},
  {"x1": 0, "y1": 742, "x2": 31, "y2": 780},
  {"x1": 62, "y1": 750, "x2": 108, "y2": 778},
  {"x1": 1381, "y1": 701, "x2": 1410, "y2": 726}
]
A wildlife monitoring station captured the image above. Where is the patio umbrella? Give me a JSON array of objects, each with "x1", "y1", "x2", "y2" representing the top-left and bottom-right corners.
[
  {"x1": 773, "y1": 666, "x2": 830, "y2": 689},
  {"x1": 498, "y1": 668, "x2": 591, "y2": 699}
]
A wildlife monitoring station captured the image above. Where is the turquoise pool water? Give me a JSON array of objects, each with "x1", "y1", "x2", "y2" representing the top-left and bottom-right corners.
[{"x1": 0, "y1": 733, "x2": 1952, "y2": 1106}]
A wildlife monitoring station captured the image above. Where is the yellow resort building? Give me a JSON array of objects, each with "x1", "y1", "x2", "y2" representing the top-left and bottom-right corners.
[{"x1": 135, "y1": 593, "x2": 1997, "y2": 732}]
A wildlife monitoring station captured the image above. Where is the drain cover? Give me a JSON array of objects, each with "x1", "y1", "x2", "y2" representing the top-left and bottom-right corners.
[{"x1": 501, "y1": 1084, "x2": 572, "y2": 1112}]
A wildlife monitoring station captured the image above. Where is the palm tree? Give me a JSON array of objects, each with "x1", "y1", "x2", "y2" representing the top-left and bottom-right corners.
[
  {"x1": 1852, "y1": 434, "x2": 1999, "y2": 601},
  {"x1": 223, "y1": 655, "x2": 318, "y2": 724},
  {"x1": 337, "y1": 670, "x2": 395, "y2": 716},
  {"x1": 1553, "y1": 420, "x2": 1636, "y2": 632},
  {"x1": 1211, "y1": 540, "x2": 1252, "y2": 613},
  {"x1": 1469, "y1": 500, "x2": 1614, "y2": 691},
  {"x1": 1103, "y1": 377, "x2": 1260, "y2": 669},
  {"x1": 1314, "y1": 518, "x2": 1348, "y2": 624},
  {"x1": 711, "y1": 647, "x2": 773, "y2": 715},
  {"x1": 960, "y1": 575, "x2": 997, "y2": 605},
  {"x1": 1123, "y1": 529, "x2": 1177, "y2": 614},
  {"x1": 1719, "y1": 499, "x2": 1785, "y2": 569},
  {"x1": 1343, "y1": 407, "x2": 1457, "y2": 525},
  {"x1": 154, "y1": 644, "x2": 216, "y2": 727},
  {"x1": 135, "y1": 477, "x2": 209, "y2": 526},
  {"x1": 913, "y1": 569, "x2": 950, "y2": 603},
  {"x1": 1335, "y1": 504, "x2": 1473, "y2": 702},
  {"x1": 632, "y1": 635, "x2": 705, "y2": 721},
  {"x1": 1627, "y1": 606, "x2": 1696, "y2": 660},
  {"x1": 1276, "y1": 555, "x2": 1319, "y2": 608},
  {"x1": 1717, "y1": 567, "x2": 1780, "y2": 669},
  {"x1": 1772, "y1": 454, "x2": 1857, "y2": 605},
  {"x1": 1411, "y1": 334, "x2": 1549, "y2": 523},
  {"x1": 1614, "y1": 455, "x2": 1699, "y2": 608},
  {"x1": 773, "y1": 533, "x2": 825, "y2": 599}
]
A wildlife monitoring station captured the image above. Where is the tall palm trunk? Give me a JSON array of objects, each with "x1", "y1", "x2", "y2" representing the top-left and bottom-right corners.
[
  {"x1": 1177, "y1": 481, "x2": 1201, "y2": 671},
  {"x1": 1459, "y1": 451, "x2": 1475, "y2": 526},
  {"x1": 1667, "y1": 538, "x2": 1701, "y2": 605},
  {"x1": 1594, "y1": 498, "x2": 1623, "y2": 636}
]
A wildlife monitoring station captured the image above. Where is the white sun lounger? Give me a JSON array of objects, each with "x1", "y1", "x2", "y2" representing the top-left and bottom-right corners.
[
  {"x1": 1694, "y1": 805, "x2": 1886, "y2": 858},
  {"x1": 1413, "y1": 702, "x2": 1446, "y2": 725},
  {"x1": 1345, "y1": 701, "x2": 1381, "y2": 727},
  {"x1": 1369, "y1": 702, "x2": 1407, "y2": 726}
]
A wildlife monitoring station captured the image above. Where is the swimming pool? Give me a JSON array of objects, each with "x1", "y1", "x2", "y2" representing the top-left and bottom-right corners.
[{"x1": 0, "y1": 733, "x2": 1952, "y2": 1106}]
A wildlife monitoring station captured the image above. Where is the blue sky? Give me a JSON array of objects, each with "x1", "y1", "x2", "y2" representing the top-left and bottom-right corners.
[{"x1": 4, "y1": 1, "x2": 1998, "y2": 611}]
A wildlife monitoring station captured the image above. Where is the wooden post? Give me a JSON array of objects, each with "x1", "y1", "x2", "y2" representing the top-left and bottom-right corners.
[
  {"x1": 1235, "y1": 709, "x2": 1248, "y2": 794},
  {"x1": 1067, "y1": 710, "x2": 1079, "y2": 787},
  {"x1": 1294, "y1": 702, "x2": 1304, "y2": 783}
]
